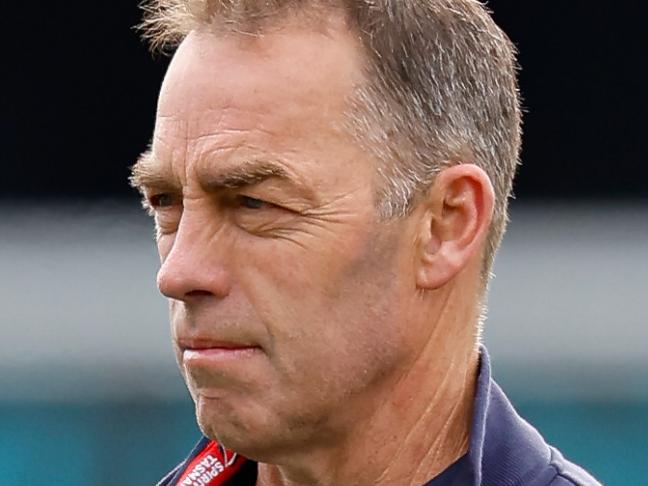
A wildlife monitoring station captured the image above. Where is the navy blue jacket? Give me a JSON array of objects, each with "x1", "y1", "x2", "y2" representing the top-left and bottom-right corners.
[{"x1": 158, "y1": 347, "x2": 601, "y2": 485}]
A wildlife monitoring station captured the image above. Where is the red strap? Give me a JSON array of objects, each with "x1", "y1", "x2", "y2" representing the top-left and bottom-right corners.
[{"x1": 175, "y1": 440, "x2": 246, "y2": 486}]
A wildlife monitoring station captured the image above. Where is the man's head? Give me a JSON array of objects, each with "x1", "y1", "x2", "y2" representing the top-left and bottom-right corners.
[
  {"x1": 140, "y1": 0, "x2": 521, "y2": 278},
  {"x1": 131, "y1": 0, "x2": 520, "y2": 463}
]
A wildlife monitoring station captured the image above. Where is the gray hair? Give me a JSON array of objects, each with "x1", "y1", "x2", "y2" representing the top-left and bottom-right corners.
[{"x1": 139, "y1": 0, "x2": 522, "y2": 279}]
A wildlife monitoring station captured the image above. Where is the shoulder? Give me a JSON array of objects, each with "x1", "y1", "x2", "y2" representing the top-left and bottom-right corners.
[
  {"x1": 474, "y1": 350, "x2": 601, "y2": 486},
  {"x1": 540, "y1": 447, "x2": 602, "y2": 486},
  {"x1": 480, "y1": 382, "x2": 602, "y2": 486},
  {"x1": 480, "y1": 387, "x2": 602, "y2": 486}
]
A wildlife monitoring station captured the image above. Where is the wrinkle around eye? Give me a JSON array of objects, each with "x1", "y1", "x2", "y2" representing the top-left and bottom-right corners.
[
  {"x1": 154, "y1": 213, "x2": 182, "y2": 238},
  {"x1": 236, "y1": 186, "x2": 364, "y2": 234},
  {"x1": 229, "y1": 197, "x2": 306, "y2": 237},
  {"x1": 150, "y1": 199, "x2": 183, "y2": 237}
]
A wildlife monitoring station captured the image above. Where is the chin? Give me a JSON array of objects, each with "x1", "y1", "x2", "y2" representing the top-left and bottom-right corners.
[
  {"x1": 195, "y1": 395, "x2": 264, "y2": 455},
  {"x1": 194, "y1": 394, "x2": 310, "y2": 462},
  {"x1": 198, "y1": 421, "x2": 278, "y2": 462}
]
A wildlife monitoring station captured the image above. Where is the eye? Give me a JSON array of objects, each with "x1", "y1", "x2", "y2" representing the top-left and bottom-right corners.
[
  {"x1": 148, "y1": 193, "x2": 178, "y2": 208},
  {"x1": 238, "y1": 195, "x2": 269, "y2": 210}
]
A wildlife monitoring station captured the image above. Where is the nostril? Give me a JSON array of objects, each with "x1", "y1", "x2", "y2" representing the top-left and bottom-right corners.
[{"x1": 186, "y1": 290, "x2": 213, "y2": 298}]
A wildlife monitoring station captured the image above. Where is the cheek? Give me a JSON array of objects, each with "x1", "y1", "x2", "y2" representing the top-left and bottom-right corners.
[{"x1": 239, "y1": 227, "x2": 409, "y2": 384}]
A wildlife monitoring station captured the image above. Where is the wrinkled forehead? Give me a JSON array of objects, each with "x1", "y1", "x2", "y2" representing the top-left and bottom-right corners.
[
  {"x1": 156, "y1": 22, "x2": 365, "y2": 129},
  {"x1": 150, "y1": 22, "x2": 374, "y2": 192}
]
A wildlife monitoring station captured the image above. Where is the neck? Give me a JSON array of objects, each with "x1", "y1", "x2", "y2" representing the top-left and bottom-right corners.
[{"x1": 256, "y1": 294, "x2": 480, "y2": 486}]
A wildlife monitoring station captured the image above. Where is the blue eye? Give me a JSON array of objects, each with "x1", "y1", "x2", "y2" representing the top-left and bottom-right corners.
[{"x1": 239, "y1": 195, "x2": 266, "y2": 209}]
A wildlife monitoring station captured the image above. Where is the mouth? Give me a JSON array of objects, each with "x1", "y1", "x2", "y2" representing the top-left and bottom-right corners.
[{"x1": 179, "y1": 338, "x2": 263, "y2": 367}]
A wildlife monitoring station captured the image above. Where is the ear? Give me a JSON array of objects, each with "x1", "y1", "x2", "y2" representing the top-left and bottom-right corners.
[{"x1": 416, "y1": 164, "x2": 495, "y2": 290}]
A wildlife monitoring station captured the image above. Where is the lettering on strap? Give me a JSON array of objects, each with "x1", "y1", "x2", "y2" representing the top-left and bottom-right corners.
[{"x1": 176, "y1": 440, "x2": 246, "y2": 486}]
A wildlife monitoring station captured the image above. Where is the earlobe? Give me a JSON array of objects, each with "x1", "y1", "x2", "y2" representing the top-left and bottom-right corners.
[{"x1": 415, "y1": 164, "x2": 494, "y2": 290}]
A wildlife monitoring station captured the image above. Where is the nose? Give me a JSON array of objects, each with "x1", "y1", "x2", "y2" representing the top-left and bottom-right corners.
[{"x1": 156, "y1": 213, "x2": 232, "y2": 302}]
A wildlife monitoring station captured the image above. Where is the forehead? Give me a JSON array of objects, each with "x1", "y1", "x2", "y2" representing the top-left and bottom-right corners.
[{"x1": 154, "y1": 20, "x2": 365, "y2": 157}]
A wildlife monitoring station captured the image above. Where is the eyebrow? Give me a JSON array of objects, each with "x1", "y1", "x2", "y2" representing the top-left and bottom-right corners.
[
  {"x1": 130, "y1": 150, "x2": 312, "y2": 199},
  {"x1": 197, "y1": 160, "x2": 291, "y2": 192},
  {"x1": 129, "y1": 150, "x2": 179, "y2": 193}
]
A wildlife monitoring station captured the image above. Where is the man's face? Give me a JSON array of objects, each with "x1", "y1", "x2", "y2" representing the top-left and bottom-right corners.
[{"x1": 145, "y1": 22, "x2": 422, "y2": 459}]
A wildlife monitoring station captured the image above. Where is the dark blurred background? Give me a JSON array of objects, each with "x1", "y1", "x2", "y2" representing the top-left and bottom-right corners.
[
  {"x1": 2, "y1": 2, "x2": 646, "y2": 201},
  {"x1": 1, "y1": 2, "x2": 646, "y2": 485}
]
